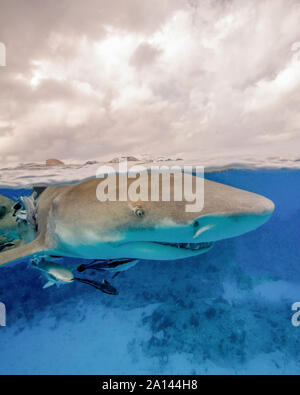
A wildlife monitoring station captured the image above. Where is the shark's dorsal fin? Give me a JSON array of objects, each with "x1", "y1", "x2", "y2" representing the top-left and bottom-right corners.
[{"x1": 0, "y1": 239, "x2": 44, "y2": 267}]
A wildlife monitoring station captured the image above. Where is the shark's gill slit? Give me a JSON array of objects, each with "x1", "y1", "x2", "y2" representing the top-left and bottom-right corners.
[{"x1": 193, "y1": 224, "x2": 215, "y2": 239}]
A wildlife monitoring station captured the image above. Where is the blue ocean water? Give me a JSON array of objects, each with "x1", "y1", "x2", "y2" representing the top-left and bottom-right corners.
[{"x1": 0, "y1": 169, "x2": 300, "y2": 374}]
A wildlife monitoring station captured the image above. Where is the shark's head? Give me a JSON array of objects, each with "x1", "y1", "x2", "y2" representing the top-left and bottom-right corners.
[{"x1": 62, "y1": 175, "x2": 275, "y2": 261}]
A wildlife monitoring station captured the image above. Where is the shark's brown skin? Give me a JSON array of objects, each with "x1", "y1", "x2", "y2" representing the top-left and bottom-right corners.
[{"x1": 0, "y1": 175, "x2": 275, "y2": 267}]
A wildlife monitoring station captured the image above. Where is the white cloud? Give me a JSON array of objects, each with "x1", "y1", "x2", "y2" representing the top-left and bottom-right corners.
[{"x1": 0, "y1": 0, "x2": 300, "y2": 165}]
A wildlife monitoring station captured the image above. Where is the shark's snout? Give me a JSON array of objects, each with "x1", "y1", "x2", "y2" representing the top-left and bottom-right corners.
[
  {"x1": 234, "y1": 191, "x2": 275, "y2": 216},
  {"x1": 192, "y1": 191, "x2": 275, "y2": 242}
]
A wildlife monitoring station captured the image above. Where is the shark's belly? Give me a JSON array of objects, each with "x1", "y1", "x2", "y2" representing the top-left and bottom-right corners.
[
  {"x1": 50, "y1": 222, "x2": 210, "y2": 260},
  {"x1": 52, "y1": 238, "x2": 209, "y2": 261}
]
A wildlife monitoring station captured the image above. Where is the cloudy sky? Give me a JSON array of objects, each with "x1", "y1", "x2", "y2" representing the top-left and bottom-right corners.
[{"x1": 0, "y1": 0, "x2": 299, "y2": 165}]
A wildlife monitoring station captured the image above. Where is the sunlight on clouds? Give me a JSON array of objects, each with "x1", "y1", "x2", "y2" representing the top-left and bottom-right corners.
[
  {"x1": 245, "y1": 54, "x2": 300, "y2": 113},
  {"x1": 1, "y1": 0, "x2": 300, "y2": 164},
  {"x1": 28, "y1": 29, "x2": 147, "y2": 98},
  {"x1": 94, "y1": 29, "x2": 140, "y2": 69},
  {"x1": 66, "y1": 107, "x2": 91, "y2": 128},
  {"x1": 202, "y1": 12, "x2": 246, "y2": 50},
  {"x1": 0, "y1": 119, "x2": 11, "y2": 129},
  {"x1": 151, "y1": 11, "x2": 192, "y2": 64}
]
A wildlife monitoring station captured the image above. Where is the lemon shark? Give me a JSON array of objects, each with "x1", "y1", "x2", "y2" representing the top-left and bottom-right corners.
[
  {"x1": 0, "y1": 174, "x2": 274, "y2": 267},
  {"x1": 31, "y1": 257, "x2": 118, "y2": 294}
]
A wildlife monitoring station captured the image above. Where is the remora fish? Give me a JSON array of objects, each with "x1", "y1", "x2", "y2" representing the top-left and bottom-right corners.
[{"x1": 32, "y1": 257, "x2": 118, "y2": 295}]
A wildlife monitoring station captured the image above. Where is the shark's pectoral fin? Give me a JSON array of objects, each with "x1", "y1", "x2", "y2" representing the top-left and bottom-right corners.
[
  {"x1": 43, "y1": 281, "x2": 55, "y2": 289},
  {"x1": 0, "y1": 238, "x2": 44, "y2": 267}
]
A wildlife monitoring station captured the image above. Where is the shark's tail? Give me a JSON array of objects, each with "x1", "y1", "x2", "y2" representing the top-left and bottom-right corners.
[{"x1": 0, "y1": 238, "x2": 44, "y2": 267}]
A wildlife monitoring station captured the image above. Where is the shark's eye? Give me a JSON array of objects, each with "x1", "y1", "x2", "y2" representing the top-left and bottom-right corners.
[{"x1": 134, "y1": 207, "x2": 145, "y2": 218}]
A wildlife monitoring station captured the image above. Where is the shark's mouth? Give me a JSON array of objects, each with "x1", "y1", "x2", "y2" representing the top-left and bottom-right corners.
[{"x1": 154, "y1": 241, "x2": 214, "y2": 251}]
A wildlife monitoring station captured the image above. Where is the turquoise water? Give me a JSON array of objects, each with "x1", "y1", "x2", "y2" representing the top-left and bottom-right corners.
[{"x1": 0, "y1": 169, "x2": 300, "y2": 374}]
